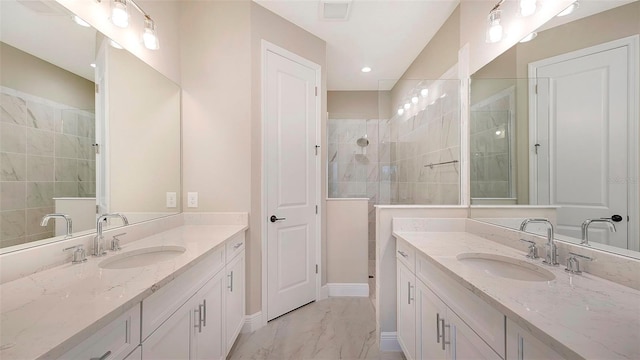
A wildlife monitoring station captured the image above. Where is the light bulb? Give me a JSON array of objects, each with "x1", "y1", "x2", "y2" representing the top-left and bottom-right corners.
[
  {"x1": 420, "y1": 88, "x2": 428, "y2": 97},
  {"x1": 143, "y1": 16, "x2": 159, "y2": 50},
  {"x1": 557, "y1": 1, "x2": 579, "y2": 17},
  {"x1": 397, "y1": 107, "x2": 404, "y2": 116},
  {"x1": 111, "y1": 0, "x2": 129, "y2": 28},
  {"x1": 486, "y1": 10, "x2": 503, "y2": 43},
  {"x1": 73, "y1": 15, "x2": 90, "y2": 27},
  {"x1": 411, "y1": 95, "x2": 419, "y2": 104},
  {"x1": 519, "y1": 0, "x2": 536, "y2": 17},
  {"x1": 403, "y1": 103, "x2": 411, "y2": 110}
]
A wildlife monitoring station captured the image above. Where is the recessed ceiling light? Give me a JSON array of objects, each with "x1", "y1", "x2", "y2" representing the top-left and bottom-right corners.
[
  {"x1": 90, "y1": 63, "x2": 96, "y2": 68},
  {"x1": 557, "y1": 1, "x2": 579, "y2": 17},
  {"x1": 73, "y1": 15, "x2": 90, "y2": 28},
  {"x1": 361, "y1": 66, "x2": 372, "y2": 73}
]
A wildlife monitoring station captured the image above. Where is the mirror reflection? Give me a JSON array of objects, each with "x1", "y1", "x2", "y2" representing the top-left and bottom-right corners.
[
  {"x1": 470, "y1": 1, "x2": 640, "y2": 257},
  {"x1": 0, "y1": 0, "x2": 181, "y2": 251}
]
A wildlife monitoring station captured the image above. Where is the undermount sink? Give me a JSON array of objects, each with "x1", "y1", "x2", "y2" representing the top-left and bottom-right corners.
[
  {"x1": 456, "y1": 253, "x2": 556, "y2": 282},
  {"x1": 99, "y1": 246, "x2": 186, "y2": 269}
]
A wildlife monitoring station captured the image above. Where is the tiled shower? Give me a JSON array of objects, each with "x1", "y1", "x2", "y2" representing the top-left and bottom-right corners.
[{"x1": 0, "y1": 87, "x2": 95, "y2": 248}]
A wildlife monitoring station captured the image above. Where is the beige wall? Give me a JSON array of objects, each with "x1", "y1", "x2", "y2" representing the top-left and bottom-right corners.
[
  {"x1": 56, "y1": 0, "x2": 181, "y2": 84},
  {"x1": 328, "y1": 90, "x2": 388, "y2": 119},
  {"x1": 250, "y1": 1, "x2": 328, "y2": 315},
  {"x1": 0, "y1": 42, "x2": 94, "y2": 110},
  {"x1": 390, "y1": 6, "x2": 460, "y2": 112},
  {"x1": 108, "y1": 46, "x2": 181, "y2": 213},
  {"x1": 326, "y1": 199, "x2": 368, "y2": 284}
]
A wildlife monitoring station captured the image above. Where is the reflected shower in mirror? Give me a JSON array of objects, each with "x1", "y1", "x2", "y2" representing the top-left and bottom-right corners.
[{"x1": 469, "y1": 0, "x2": 640, "y2": 257}]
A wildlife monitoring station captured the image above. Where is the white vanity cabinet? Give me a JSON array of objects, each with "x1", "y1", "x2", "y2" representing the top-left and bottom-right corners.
[
  {"x1": 225, "y1": 247, "x2": 245, "y2": 355},
  {"x1": 506, "y1": 319, "x2": 564, "y2": 360},
  {"x1": 396, "y1": 238, "x2": 504, "y2": 360}
]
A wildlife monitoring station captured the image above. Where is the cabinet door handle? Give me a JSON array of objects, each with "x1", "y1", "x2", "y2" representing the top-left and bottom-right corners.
[
  {"x1": 518, "y1": 334, "x2": 524, "y2": 360},
  {"x1": 397, "y1": 250, "x2": 408, "y2": 258},
  {"x1": 194, "y1": 306, "x2": 203, "y2": 333},
  {"x1": 90, "y1": 351, "x2": 111, "y2": 360},
  {"x1": 440, "y1": 318, "x2": 449, "y2": 351},
  {"x1": 436, "y1": 313, "x2": 441, "y2": 344},
  {"x1": 228, "y1": 271, "x2": 234, "y2": 292},
  {"x1": 203, "y1": 299, "x2": 207, "y2": 327},
  {"x1": 233, "y1": 242, "x2": 243, "y2": 249},
  {"x1": 407, "y1": 282, "x2": 414, "y2": 305}
]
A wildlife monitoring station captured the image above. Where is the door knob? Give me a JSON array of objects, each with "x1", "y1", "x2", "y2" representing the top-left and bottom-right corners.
[{"x1": 270, "y1": 215, "x2": 286, "y2": 223}]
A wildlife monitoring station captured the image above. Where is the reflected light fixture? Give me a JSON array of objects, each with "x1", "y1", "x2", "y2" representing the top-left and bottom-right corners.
[
  {"x1": 557, "y1": 1, "x2": 579, "y2": 17},
  {"x1": 403, "y1": 102, "x2": 411, "y2": 110},
  {"x1": 361, "y1": 66, "x2": 372, "y2": 73},
  {"x1": 143, "y1": 15, "x2": 159, "y2": 50},
  {"x1": 420, "y1": 88, "x2": 428, "y2": 97},
  {"x1": 519, "y1": 32, "x2": 538, "y2": 43},
  {"x1": 111, "y1": 0, "x2": 129, "y2": 28},
  {"x1": 73, "y1": 15, "x2": 90, "y2": 27},
  {"x1": 411, "y1": 95, "x2": 419, "y2": 104},
  {"x1": 397, "y1": 107, "x2": 404, "y2": 116},
  {"x1": 519, "y1": 0, "x2": 536, "y2": 17},
  {"x1": 90, "y1": 63, "x2": 96, "y2": 68},
  {"x1": 486, "y1": 9, "x2": 503, "y2": 43}
]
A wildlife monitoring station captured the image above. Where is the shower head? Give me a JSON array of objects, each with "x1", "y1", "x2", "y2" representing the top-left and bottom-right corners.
[{"x1": 356, "y1": 136, "x2": 369, "y2": 147}]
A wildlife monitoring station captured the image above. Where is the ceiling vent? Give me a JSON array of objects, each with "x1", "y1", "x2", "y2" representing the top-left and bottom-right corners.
[{"x1": 320, "y1": 0, "x2": 352, "y2": 21}]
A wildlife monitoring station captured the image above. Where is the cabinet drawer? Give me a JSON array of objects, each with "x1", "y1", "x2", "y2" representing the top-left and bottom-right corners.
[
  {"x1": 416, "y1": 252, "x2": 505, "y2": 358},
  {"x1": 225, "y1": 233, "x2": 245, "y2": 263},
  {"x1": 396, "y1": 238, "x2": 415, "y2": 272},
  {"x1": 142, "y1": 245, "x2": 224, "y2": 340},
  {"x1": 60, "y1": 304, "x2": 141, "y2": 360}
]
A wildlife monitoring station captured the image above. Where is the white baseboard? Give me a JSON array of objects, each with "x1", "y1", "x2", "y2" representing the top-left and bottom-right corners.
[
  {"x1": 241, "y1": 311, "x2": 265, "y2": 334},
  {"x1": 380, "y1": 332, "x2": 402, "y2": 352},
  {"x1": 327, "y1": 283, "x2": 369, "y2": 297},
  {"x1": 320, "y1": 285, "x2": 329, "y2": 300}
]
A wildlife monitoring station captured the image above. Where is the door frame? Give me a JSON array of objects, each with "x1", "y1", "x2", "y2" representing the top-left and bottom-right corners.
[
  {"x1": 528, "y1": 35, "x2": 639, "y2": 250},
  {"x1": 260, "y1": 40, "x2": 322, "y2": 325}
]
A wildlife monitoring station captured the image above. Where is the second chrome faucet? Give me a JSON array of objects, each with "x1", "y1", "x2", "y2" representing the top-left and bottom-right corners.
[
  {"x1": 93, "y1": 213, "x2": 129, "y2": 256},
  {"x1": 519, "y1": 218, "x2": 559, "y2": 266}
]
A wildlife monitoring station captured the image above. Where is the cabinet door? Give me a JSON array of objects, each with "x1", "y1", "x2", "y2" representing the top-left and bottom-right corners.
[
  {"x1": 506, "y1": 319, "x2": 564, "y2": 360},
  {"x1": 124, "y1": 346, "x2": 142, "y2": 360},
  {"x1": 192, "y1": 270, "x2": 225, "y2": 360},
  {"x1": 225, "y1": 252, "x2": 245, "y2": 355},
  {"x1": 397, "y1": 262, "x2": 416, "y2": 360},
  {"x1": 416, "y1": 281, "x2": 447, "y2": 360},
  {"x1": 142, "y1": 299, "x2": 193, "y2": 360},
  {"x1": 447, "y1": 310, "x2": 500, "y2": 360}
]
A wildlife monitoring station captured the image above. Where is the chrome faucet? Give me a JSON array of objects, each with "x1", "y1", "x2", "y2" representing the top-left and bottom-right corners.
[
  {"x1": 581, "y1": 219, "x2": 616, "y2": 246},
  {"x1": 41, "y1": 214, "x2": 73, "y2": 237},
  {"x1": 520, "y1": 218, "x2": 559, "y2": 266},
  {"x1": 93, "y1": 213, "x2": 129, "y2": 256}
]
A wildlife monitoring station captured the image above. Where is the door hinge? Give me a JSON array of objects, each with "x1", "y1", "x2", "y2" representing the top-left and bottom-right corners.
[
  {"x1": 315, "y1": 205, "x2": 318, "y2": 214},
  {"x1": 315, "y1": 145, "x2": 320, "y2": 156},
  {"x1": 92, "y1": 143, "x2": 100, "y2": 154},
  {"x1": 535, "y1": 84, "x2": 538, "y2": 94},
  {"x1": 315, "y1": 264, "x2": 318, "y2": 274},
  {"x1": 95, "y1": 84, "x2": 99, "y2": 94},
  {"x1": 315, "y1": 86, "x2": 318, "y2": 96},
  {"x1": 96, "y1": 205, "x2": 99, "y2": 214}
]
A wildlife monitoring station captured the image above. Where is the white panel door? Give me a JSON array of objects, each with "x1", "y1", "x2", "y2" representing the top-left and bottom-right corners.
[
  {"x1": 535, "y1": 45, "x2": 629, "y2": 248},
  {"x1": 192, "y1": 271, "x2": 224, "y2": 360},
  {"x1": 265, "y1": 49, "x2": 318, "y2": 321},
  {"x1": 142, "y1": 300, "x2": 192, "y2": 360},
  {"x1": 416, "y1": 280, "x2": 447, "y2": 360}
]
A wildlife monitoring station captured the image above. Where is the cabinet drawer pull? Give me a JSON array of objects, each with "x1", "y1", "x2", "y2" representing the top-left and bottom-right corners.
[
  {"x1": 397, "y1": 250, "x2": 408, "y2": 258},
  {"x1": 90, "y1": 350, "x2": 111, "y2": 360},
  {"x1": 407, "y1": 282, "x2": 414, "y2": 305},
  {"x1": 203, "y1": 299, "x2": 207, "y2": 327},
  {"x1": 228, "y1": 271, "x2": 234, "y2": 292},
  {"x1": 233, "y1": 242, "x2": 243, "y2": 249},
  {"x1": 194, "y1": 306, "x2": 203, "y2": 333},
  {"x1": 436, "y1": 313, "x2": 441, "y2": 344},
  {"x1": 440, "y1": 318, "x2": 450, "y2": 351}
]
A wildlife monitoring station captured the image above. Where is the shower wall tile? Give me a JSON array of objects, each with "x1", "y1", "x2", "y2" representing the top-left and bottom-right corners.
[
  {"x1": 26, "y1": 128, "x2": 54, "y2": 156},
  {"x1": 1, "y1": 122, "x2": 27, "y2": 153},
  {"x1": 61, "y1": 111, "x2": 79, "y2": 136},
  {"x1": 78, "y1": 181, "x2": 96, "y2": 197},
  {"x1": 27, "y1": 155, "x2": 54, "y2": 181},
  {"x1": 77, "y1": 114, "x2": 95, "y2": 139},
  {"x1": 1, "y1": 209, "x2": 26, "y2": 241},
  {"x1": 55, "y1": 181, "x2": 79, "y2": 198},
  {"x1": 26, "y1": 102, "x2": 56, "y2": 131},
  {"x1": 55, "y1": 133, "x2": 79, "y2": 159},
  {"x1": 1, "y1": 153, "x2": 26, "y2": 181},
  {"x1": 26, "y1": 182, "x2": 55, "y2": 208},
  {"x1": 1, "y1": 182, "x2": 26, "y2": 211},
  {"x1": 27, "y1": 231, "x2": 54, "y2": 244},
  {"x1": 55, "y1": 158, "x2": 78, "y2": 182},
  {"x1": 77, "y1": 160, "x2": 95, "y2": 182},
  {"x1": 26, "y1": 207, "x2": 55, "y2": 235},
  {"x1": 1, "y1": 93, "x2": 27, "y2": 126}
]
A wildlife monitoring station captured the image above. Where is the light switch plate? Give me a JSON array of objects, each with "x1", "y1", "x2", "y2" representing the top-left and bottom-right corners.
[
  {"x1": 187, "y1": 192, "x2": 198, "y2": 208},
  {"x1": 166, "y1": 192, "x2": 177, "y2": 208}
]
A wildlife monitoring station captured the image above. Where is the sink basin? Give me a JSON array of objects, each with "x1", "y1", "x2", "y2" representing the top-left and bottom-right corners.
[
  {"x1": 99, "y1": 246, "x2": 186, "y2": 269},
  {"x1": 456, "y1": 253, "x2": 555, "y2": 282}
]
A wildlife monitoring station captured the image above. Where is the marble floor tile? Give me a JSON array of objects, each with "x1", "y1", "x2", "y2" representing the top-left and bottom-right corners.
[{"x1": 228, "y1": 298, "x2": 404, "y2": 360}]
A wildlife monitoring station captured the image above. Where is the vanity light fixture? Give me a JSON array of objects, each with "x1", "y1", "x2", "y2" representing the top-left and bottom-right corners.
[
  {"x1": 142, "y1": 15, "x2": 159, "y2": 50},
  {"x1": 519, "y1": 0, "x2": 536, "y2": 17},
  {"x1": 485, "y1": 0, "x2": 505, "y2": 43},
  {"x1": 519, "y1": 32, "x2": 538, "y2": 43},
  {"x1": 111, "y1": 0, "x2": 129, "y2": 28},
  {"x1": 73, "y1": 15, "x2": 91, "y2": 28},
  {"x1": 361, "y1": 66, "x2": 372, "y2": 73},
  {"x1": 557, "y1": 1, "x2": 579, "y2": 17}
]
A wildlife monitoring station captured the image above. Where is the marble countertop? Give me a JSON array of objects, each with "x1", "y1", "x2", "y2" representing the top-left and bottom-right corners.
[
  {"x1": 0, "y1": 224, "x2": 247, "y2": 360},
  {"x1": 393, "y1": 231, "x2": 640, "y2": 360}
]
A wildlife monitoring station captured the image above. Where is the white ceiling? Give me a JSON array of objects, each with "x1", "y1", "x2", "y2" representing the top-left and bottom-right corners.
[{"x1": 254, "y1": 0, "x2": 460, "y2": 91}]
